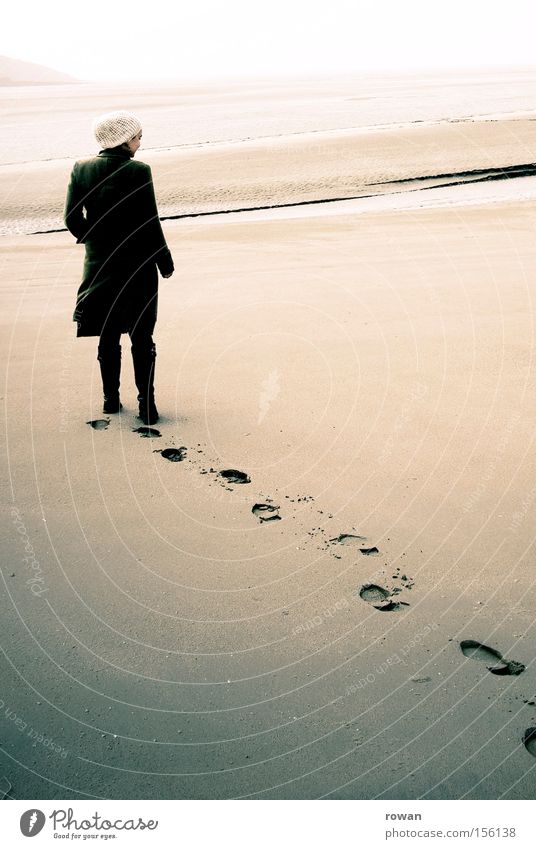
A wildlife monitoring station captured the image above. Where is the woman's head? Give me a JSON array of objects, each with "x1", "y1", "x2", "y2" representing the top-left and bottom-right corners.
[
  {"x1": 123, "y1": 130, "x2": 142, "y2": 157},
  {"x1": 93, "y1": 111, "x2": 143, "y2": 156}
]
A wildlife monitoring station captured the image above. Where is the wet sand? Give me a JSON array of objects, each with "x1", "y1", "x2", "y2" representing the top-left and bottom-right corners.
[
  {"x1": 2, "y1": 187, "x2": 536, "y2": 798},
  {"x1": 4, "y1": 117, "x2": 536, "y2": 235}
]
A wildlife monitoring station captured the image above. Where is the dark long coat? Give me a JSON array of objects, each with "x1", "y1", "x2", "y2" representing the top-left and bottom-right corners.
[{"x1": 64, "y1": 148, "x2": 174, "y2": 336}]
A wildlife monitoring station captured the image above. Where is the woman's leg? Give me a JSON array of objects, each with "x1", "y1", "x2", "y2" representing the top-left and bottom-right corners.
[
  {"x1": 130, "y1": 313, "x2": 158, "y2": 424},
  {"x1": 97, "y1": 321, "x2": 122, "y2": 413}
]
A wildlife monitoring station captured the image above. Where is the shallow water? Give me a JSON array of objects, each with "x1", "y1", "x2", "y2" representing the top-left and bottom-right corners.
[{"x1": 2, "y1": 69, "x2": 536, "y2": 165}]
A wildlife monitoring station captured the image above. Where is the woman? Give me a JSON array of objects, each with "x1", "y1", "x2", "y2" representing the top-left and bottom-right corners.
[{"x1": 64, "y1": 110, "x2": 174, "y2": 425}]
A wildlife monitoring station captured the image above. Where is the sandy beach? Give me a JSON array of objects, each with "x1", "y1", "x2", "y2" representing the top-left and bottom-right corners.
[{"x1": 1, "y1": 71, "x2": 536, "y2": 800}]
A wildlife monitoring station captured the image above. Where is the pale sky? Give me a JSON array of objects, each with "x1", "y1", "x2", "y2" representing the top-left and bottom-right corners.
[{"x1": 3, "y1": 0, "x2": 536, "y2": 82}]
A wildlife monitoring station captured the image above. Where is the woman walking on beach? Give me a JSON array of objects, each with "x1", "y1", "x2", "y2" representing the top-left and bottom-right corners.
[{"x1": 64, "y1": 111, "x2": 174, "y2": 424}]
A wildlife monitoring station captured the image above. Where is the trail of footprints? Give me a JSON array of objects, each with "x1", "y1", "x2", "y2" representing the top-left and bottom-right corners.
[{"x1": 88, "y1": 416, "x2": 535, "y2": 761}]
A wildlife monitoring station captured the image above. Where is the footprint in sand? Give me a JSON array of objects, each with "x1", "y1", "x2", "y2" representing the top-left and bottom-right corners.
[
  {"x1": 252, "y1": 503, "x2": 281, "y2": 522},
  {"x1": 523, "y1": 728, "x2": 536, "y2": 757},
  {"x1": 87, "y1": 419, "x2": 109, "y2": 430},
  {"x1": 358, "y1": 583, "x2": 409, "y2": 612},
  {"x1": 132, "y1": 426, "x2": 161, "y2": 438},
  {"x1": 155, "y1": 447, "x2": 187, "y2": 462},
  {"x1": 459, "y1": 640, "x2": 525, "y2": 676},
  {"x1": 219, "y1": 469, "x2": 251, "y2": 484},
  {"x1": 329, "y1": 533, "x2": 367, "y2": 545}
]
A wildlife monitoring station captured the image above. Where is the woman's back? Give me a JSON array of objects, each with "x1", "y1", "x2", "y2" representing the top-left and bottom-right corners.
[{"x1": 65, "y1": 149, "x2": 160, "y2": 258}]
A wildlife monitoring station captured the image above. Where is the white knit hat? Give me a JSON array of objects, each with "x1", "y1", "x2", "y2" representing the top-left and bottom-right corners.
[{"x1": 93, "y1": 111, "x2": 142, "y2": 149}]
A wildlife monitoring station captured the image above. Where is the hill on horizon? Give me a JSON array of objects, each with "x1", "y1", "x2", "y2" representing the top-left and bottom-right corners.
[{"x1": 0, "y1": 55, "x2": 78, "y2": 85}]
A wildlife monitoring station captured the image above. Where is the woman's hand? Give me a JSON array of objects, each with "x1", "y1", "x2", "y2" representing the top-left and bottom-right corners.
[{"x1": 157, "y1": 249, "x2": 174, "y2": 278}]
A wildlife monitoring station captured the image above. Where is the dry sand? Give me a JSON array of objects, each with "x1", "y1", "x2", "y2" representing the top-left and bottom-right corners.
[{"x1": 2, "y1": 183, "x2": 536, "y2": 798}]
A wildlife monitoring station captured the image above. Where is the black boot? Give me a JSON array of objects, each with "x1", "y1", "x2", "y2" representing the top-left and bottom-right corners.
[
  {"x1": 132, "y1": 342, "x2": 159, "y2": 425},
  {"x1": 98, "y1": 344, "x2": 122, "y2": 414}
]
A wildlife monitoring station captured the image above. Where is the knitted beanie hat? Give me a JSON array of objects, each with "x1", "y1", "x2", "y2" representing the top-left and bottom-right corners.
[{"x1": 93, "y1": 111, "x2": 142, "y2": 149}]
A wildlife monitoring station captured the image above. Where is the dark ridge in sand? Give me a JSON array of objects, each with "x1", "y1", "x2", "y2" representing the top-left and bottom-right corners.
[
  {"x1": 373, "y1": 162, "x2": 536, "y2": 190},
  {"x1": 143, "y1": 162, "x2": 536, "y2": 222},
  {"x1": 27, "y1": 161, "x2": 536, "y2": 236}
]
